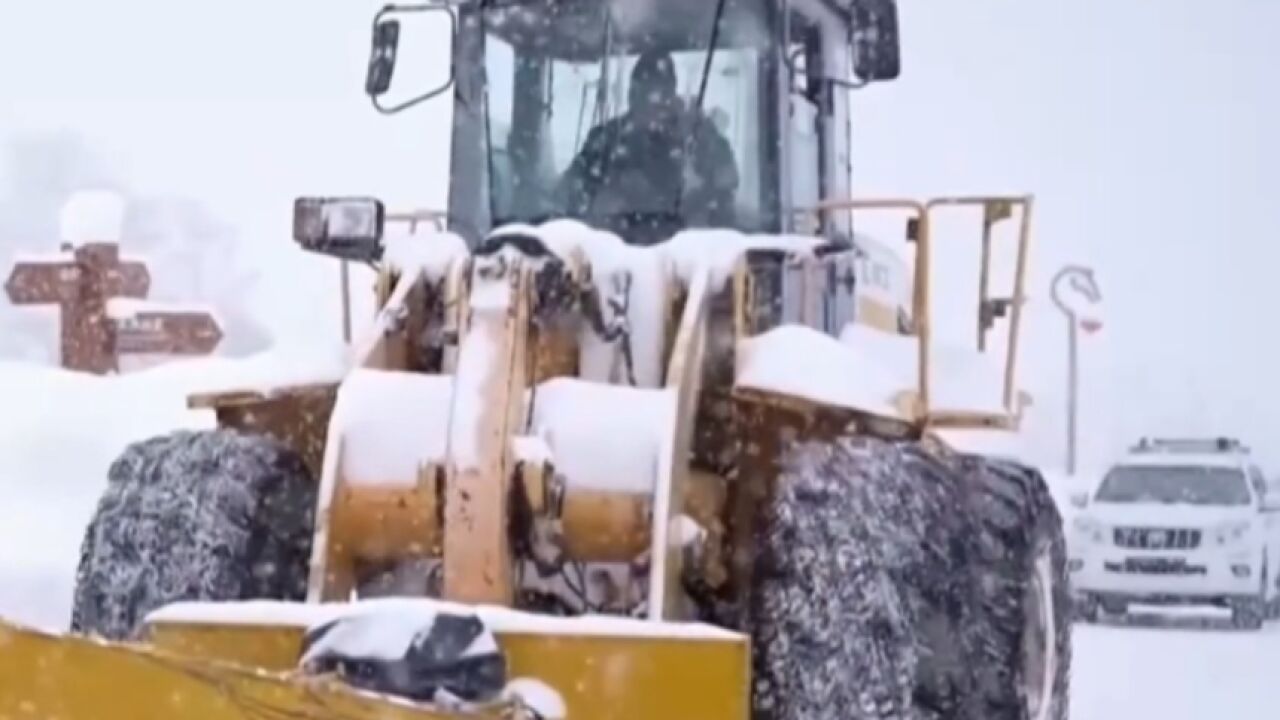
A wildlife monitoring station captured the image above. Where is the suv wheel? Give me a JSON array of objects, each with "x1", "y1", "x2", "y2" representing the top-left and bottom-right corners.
[{"x1": 1232, "y1": 597, "x2": 1265, "y2": 631}]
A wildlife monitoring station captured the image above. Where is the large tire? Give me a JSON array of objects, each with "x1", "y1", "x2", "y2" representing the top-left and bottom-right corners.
[
  {"x1": 70, "y1": 429, "x2": 317, "y2": 640},
  {"x1": 748, "y1": 435, "x2": 1070, "y2": 720},
  {"x1": 948, "y1": 454, "x2": 1071, "y2": 720}
]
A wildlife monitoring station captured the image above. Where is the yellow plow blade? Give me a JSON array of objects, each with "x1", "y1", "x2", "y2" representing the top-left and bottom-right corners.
[
  {"x1": 0, "y1": 613, "x2": 750, "y2": 720},
  {"x1": 0, "y1": 619, "x2": 457, "y2": 720}
]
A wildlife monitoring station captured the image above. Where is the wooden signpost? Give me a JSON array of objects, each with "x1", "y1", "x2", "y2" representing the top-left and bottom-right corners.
[{"x1": 4, "y1": 241, "x2": 223, "y2": 374}]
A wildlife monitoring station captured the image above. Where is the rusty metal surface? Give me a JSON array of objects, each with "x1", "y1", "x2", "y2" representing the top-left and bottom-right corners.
[
  {"x1": 4, "y1": 242, "x2": 227, "y2": 373},
  {"x1": 197, "y1": 385, "x2": 339, "y2": 482}
]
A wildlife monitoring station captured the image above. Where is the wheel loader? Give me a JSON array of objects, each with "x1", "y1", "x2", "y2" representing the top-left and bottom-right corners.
[{"x1": 0, "y1": 0, "x2": 1071, "y2": 719}]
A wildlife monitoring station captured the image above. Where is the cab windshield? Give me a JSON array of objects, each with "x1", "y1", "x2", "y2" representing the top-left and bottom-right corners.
[
  {"x1": 1095, "y1": 465, "x2": 1253, "y2": 506},
  {"x1": 479, "y1": 0, "x2": 772, "y2": 244}
]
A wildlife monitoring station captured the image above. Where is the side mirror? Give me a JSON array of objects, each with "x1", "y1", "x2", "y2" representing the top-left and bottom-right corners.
[
  {"x1": 293, "y1": 197, "x2": 387, "y2": 263},
  {"x1": 1069, "y1": 492, "x2": 1089, "y2": 509},
  {"x1": 849, "y1": 0, "x2": 902, "y2": 84},
  {"x1": 366, "y1": 18, "x2": 401, "y2": 97},
  {"x1": 1262, "y1": 494, "x2": 1280, "y2": 513},
  {"x1": 366, "y1": 3, "x2": 458, "y2": 115}
]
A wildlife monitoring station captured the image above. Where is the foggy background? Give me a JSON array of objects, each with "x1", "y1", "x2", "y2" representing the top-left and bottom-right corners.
[{"x1": 2, "y1": 0, "x2": 1277, "y2": 475}]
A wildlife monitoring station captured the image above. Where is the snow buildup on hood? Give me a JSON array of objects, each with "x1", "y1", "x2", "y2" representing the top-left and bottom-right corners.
[
  {"x1": 59, "y1": 189, "x2": 126, "y2": 245},
  {"x1": 491, "y1": 218, "x2": 826, "y2": 291},
  {"x1": 382, "y1": 228, "x2": 469, "y2": 281},
  {"x1": 661, "y1": 229, "x2": 822, "y2": 289},
  {"x1": 489, "y1": 219, "x2": 670, "y2": 387},
  {"x1": 330, "y1": 368, "x2": 455, "y2": 487},
  {"x1": 527, "y1": 377, "x2": 667, "y2": 493},
  {"x1": 736, "y1": 323, "x2": 1012, "y2": 421},
  {"x1": 735, "y1": 324, "x2": 902, "y2": 419},
  {"x1": 502, "y1": 678, "x2": 567, "y2": 720},
  {"x1": 581, "y1": 236, "x2": 669, "y2": 388},
  {"x1": 146, "y1": 596, "x2": 745, "y2": 640},
  {"x1": 1080, "y1": 501, "x2": 1254, "y2": 530},
  {"x1": 837, "y1": 323, "x2": 1007, "y2": 417}
]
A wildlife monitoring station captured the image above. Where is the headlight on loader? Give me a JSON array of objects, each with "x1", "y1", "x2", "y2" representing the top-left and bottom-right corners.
[{"x1": 293, "y1": 196, "x2": 386, "y2": 262}]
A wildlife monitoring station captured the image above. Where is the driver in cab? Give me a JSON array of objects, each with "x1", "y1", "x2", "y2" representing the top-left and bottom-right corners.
[{"x1": 555, "y1": 50, "x2": 739, "y2": 245}]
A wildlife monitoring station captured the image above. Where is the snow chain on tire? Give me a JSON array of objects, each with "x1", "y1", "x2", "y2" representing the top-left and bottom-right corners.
[
  {"x1": 71, "y1": 429, "x2": 317, "y2": 640},
  {"x1": 748, "y1": 435, "x2": 1070, "y2": 720}
]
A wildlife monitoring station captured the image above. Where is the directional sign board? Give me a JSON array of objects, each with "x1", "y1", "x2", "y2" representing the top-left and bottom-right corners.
[
  {"x1": 4, "y1": 250, "x2": 149, "y2": 306},
  {"x1": 5, "y1": 242, "x2": 210, "y2": 373},
  {"x1": 111, "y1": 310, "x2": 223, "y2": 356},
  {"x1": 102, "y1": 263, "x2": 150, "y2": 298},
  {"x1": 5, "y1": 261, "x2": 83, "y2": 305}
]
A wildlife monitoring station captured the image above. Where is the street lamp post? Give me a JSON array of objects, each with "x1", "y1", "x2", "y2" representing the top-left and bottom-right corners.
[{"x1": 1050, "y1": 265, "x2": 1102, "y2": 475}]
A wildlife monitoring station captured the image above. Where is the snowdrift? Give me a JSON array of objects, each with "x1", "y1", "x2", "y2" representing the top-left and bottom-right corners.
[{"x1": 0, "y1": 346, "x2": 346, "y2": 631}]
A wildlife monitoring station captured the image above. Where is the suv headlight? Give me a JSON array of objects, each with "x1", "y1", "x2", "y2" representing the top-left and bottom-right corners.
[
  {"x1": 1072, "y1": 516, "x2": 1105, "y2": 543},
  {"x1": 1213, "y1": 519, "x2": 1252, "y2": 545}
]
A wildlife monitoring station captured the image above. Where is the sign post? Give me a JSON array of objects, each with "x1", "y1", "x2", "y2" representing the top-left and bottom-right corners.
[
  {"x1": 5, "y1": 242, "x2": 223, "y2": 373},
  {"x1": 1050, "y1": 265, "x2": 1103, "y2": 475},
  {"x1": 6, "y1": 243, "x2": 150, "y2": 373}
]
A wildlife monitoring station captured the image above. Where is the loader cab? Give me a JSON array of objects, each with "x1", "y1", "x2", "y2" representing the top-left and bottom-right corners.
[{"x1": 366, "y1": 0, "x2": 900, "y2": 246}]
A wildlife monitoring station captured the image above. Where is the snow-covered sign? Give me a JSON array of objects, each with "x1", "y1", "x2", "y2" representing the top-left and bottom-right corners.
[
  {"x1": 5, "y1": 248, "x2": 150, "y2": 305},
  {"x1": 5, "y1": 241, "x2": 223, "y2": 373},
  {"x1": 4, "y1": 243, "x2": 152, "y2": 373},
  {"x1": 107, "y1": 299, "x2": 223, "y2": 358}
]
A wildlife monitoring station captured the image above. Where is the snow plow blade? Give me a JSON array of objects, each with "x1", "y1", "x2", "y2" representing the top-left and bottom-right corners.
[{"x1": 0, "y1": 612, "x2": 750, "y2": 720}]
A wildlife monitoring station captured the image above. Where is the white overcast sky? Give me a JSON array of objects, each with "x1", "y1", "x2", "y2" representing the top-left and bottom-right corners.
[{"x1": 2, "y1": 0, "x2": 1278, "y2": 471}]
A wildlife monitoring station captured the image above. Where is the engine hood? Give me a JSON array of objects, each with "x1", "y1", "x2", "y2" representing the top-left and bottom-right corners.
[{"x1": 1082, "y1": 501, "x2": 1256, "y2": 528}]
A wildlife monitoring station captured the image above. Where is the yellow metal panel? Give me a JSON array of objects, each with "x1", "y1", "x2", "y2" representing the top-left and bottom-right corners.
[
  {"x1": 148, "y1": 622, "x2": 303, "y2": 670},
  {"x1": 4, "y1": 618, "x2": 749, "y2": 720},
  {"x1": 151, "y1": 620, "x2": 748, "y2": 720},
  {"x1": 0, "y1": 620, "x2": 472, "y2": 720},
  {"x1": 500, "y1": 632, "x2": 750, "y2": 720},
  {"x1": 855, "y1": 296, "x2": 901, "y2": 333}
]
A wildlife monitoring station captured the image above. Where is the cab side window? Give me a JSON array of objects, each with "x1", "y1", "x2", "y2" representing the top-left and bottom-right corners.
[{"x1": 786, "y1": 10, "x2": 825, "y2": 222}]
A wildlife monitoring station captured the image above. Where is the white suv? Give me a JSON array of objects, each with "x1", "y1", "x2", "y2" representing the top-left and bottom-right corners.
[{"x1": 1068, "y1": 437, "x2": 1280, "y2": 629}]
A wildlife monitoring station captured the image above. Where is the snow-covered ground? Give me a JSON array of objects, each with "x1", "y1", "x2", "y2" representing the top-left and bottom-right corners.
[
  {"x1": 2, "y1": 359, "x2": 1279, "y2": 719},
  {"x1": 0, "y1": 350, "x2": 345, "y2": 630},
  {"x1": 1073, "y1": 619, "x2": 1280, "y2": 720}
]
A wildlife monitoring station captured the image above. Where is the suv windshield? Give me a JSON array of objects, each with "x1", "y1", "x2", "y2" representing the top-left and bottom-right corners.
[
  {"x1": 479, "y1": 0, "x2": 770, "y2": 244},
  {"x1": 1095, "y1": 465, "x2": 1253, "y2": 506}
]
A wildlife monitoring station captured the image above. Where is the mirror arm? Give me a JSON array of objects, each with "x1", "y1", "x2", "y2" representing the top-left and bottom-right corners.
[
  {"x1": 368, "y1": 2, "x2": 459, "y2": 116},
  {"x1": 825, "y1": 75, "x2": 870, "y2": 91},
  {"x1": 371, "y1": 76, "x2": 456, "y2": 115}
]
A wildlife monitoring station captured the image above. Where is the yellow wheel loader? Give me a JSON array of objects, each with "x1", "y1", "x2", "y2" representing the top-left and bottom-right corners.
[{"x1": 0, "y1": 1, "x2": 1071, "y2": 718}]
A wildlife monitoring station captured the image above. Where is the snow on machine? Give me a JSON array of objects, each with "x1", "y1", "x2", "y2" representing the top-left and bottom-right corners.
[{"x1": 0, "y1": 1, "x2": 1071, "y2": 718}]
